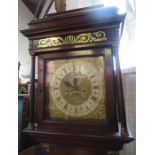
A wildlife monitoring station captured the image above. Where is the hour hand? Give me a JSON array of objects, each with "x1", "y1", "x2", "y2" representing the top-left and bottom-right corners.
[{"x1": 63, "y1": 80, "x2": 74, "y2": 88}]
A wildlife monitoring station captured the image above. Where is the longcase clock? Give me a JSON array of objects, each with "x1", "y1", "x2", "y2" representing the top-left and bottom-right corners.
[{"x1": 21, "y1": 5, "x2": 134, "y2": 155}]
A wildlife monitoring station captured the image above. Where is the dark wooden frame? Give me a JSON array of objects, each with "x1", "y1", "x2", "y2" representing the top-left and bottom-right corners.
[{"x1": 35, "y1": 47, "x2": 117, "y2": 134}]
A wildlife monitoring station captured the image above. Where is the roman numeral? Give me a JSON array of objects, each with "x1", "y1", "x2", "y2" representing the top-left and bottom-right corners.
[
  {"x1": 93, "y1": 86, "x2": 99, "y2": 89},
  {"x1": 64, "y1": 104, "x2": 68, "y2": 110},
  {"x1": 56, "y1": 77, "x2": 62, "y2": 81},
  {"x1": 74, "y1": 106, "x2": 78, "y2": 113},
  {"x1": 56, "y1": 96, "x2": 61, "y2": 102},
  {"x1": 91, "y1": 96, "x2": 97, "y2": 102},
  {"x1": 85, "y1": 105, "x2": 89, "y2": 110},
  {"x1": 53, "y1": 87, "x2": 59, "y2": 90}
]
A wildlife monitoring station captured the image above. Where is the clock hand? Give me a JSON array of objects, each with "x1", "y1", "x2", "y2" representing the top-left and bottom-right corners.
[
  {"x1": 72, "y1": 63, "x2": 83, "y2": 88},
  {"x1": 64, "y1": 80, "x2": 74, "y2": 88},
  {"x1": 72, "y1": 63, "x2": 77, "y2": 88},
  {"x1": 77, "y1": 78, "x2": 82, "y2": 87},
  {"x1": 74, "y1": 78, "x2": 79, "y2": 90}
]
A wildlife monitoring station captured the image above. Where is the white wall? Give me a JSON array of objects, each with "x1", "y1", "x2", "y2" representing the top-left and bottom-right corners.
[
  {"x1": 66, "y1": 0, "x2": 102, "y2": 10},
  {"x1": 48, "y1": 0, "x2": 100, "y2": 13},
  {"x1": 18, "y1": 0, "x2": 33, "y2": 80}
]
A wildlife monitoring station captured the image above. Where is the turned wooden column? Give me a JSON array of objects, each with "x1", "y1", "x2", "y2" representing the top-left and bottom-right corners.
[
  {"x1": 113, "y1": 46, "x2": 128, "y2": 136},
  {"x1": 28, "y1": 55, "x2": 36, "y2": 129}
]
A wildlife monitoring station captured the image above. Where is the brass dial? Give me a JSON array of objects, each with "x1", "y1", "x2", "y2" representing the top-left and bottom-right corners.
[{"x1": 47, "y1": 57, "x2": 106, "y2": 119}]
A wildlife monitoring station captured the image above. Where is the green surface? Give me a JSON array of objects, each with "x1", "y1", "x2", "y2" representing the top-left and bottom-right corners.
[{"x1": 18, "y1": 96, "x2": 23, "y2": 151}]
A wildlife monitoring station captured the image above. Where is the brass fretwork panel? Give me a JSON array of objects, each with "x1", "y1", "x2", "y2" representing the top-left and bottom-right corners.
[{"x1": 37, "y1": 31, "x2": 107, "y2": 48}]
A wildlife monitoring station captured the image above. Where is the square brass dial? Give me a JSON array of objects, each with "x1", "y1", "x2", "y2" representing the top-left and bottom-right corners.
[{"x1": 45, "y1": 56, "x2": 106, "y2": 120}]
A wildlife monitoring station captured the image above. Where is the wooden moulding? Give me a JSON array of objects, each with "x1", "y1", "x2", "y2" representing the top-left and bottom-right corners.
[{"x1": 21, "y1": 5, "x2": 125, "y2": 38}]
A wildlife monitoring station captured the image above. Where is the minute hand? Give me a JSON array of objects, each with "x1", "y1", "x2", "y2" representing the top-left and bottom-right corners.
[
  {"x1": 73, "y1": 63, "x2": 77, "y2": 89},
  {"x1": 74, "y1": 78, "x2": 78, "y2": 90}
]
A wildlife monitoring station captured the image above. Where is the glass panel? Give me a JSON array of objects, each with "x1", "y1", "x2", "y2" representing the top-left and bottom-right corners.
[{"x1": 45, "y1": 56, "x2": 106, "y2": 120}]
